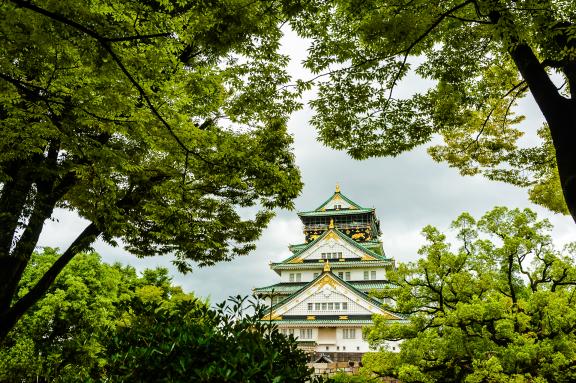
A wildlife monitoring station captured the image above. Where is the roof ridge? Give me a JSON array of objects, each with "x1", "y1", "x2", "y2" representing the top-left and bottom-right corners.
[
  {"x1": 313, "y1": 190, "x2": 365, "y2": 211},
  {"x1": 277, "y1": 227, "x2": 387, "y2": 264},
  {"x1": 263, "y1": 270, "x2": 401, "y2": 320}
]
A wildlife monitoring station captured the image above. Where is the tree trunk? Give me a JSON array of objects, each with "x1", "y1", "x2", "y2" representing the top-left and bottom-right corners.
[
  {"x1": 0, "y1": 222, "x2": 102, "y2": 340},
  {"x1": 508, "y1": 43, "x2": 576, "y2": 223}
]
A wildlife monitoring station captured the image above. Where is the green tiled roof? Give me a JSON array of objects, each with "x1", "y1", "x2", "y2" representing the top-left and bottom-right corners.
[
  {"x1": 288, "y1": 243, "x2": 308, "y2": 254},
  {"x1": 271, "y1": 260, "x2": 392, "y2": 271},
  {"x1": 269, "y1": 319, "x2": 374, "y2": 325},
  {"x1": 279, "y1": 227, "x2": 389, "y2": 264},
  {"x1": 263, "y1": 270, "x2": 388, "y2": 315},
  {"x1": 254, "y1": 281, "x2": 394, "y2": 294},
  {"x1": 290, "y1": 239, "x2": 384, "y2": 257},
  {"x1": 314, "y1": 191, "x2": 365, "y2": 211}
]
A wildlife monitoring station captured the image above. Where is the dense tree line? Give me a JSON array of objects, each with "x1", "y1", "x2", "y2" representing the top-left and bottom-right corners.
[
  {"x1": 0, "y1": 249, "x2": 313, "y2": 382},
  {"x1": 363, "y1": 208, "x2": 576, "y2": 382}
]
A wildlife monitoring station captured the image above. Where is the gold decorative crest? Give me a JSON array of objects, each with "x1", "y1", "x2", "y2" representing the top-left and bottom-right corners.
[
  {"x1": 316, "y1": 275, "x2": 338, "y2": 289},
  {"x1": 325, "y1": 231, "x2": 339, "y2": 241}
]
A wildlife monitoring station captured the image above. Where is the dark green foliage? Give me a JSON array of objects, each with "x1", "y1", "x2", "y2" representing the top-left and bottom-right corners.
[
  {"x1": 363, "y1": 207, "x2": 576, "y2": 382},
  {"x1": 0, "y1": 0, "x2": 303, "y2": 337},
  {"x1": 291, "y1": 0, "x2": 576, "y2": 219},
  {"x1": 107, "y1": 296, "x2": 312, "y2": 382},
  {"x1": 0, "y1": 249, "x2": 313, "y2": 382}
]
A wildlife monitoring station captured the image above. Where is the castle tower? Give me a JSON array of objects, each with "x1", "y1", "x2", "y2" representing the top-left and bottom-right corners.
[{"x1": 254, "y1": 186, "x2": 404, "y2": 361}]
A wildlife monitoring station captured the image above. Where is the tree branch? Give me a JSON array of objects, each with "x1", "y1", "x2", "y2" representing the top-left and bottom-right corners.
[
  {"x1": 0, "y1": 222, "x2": 101, "y2": 339},
  {"x1": 9, "y1": 0, "x2": 214, "y2": 166}
]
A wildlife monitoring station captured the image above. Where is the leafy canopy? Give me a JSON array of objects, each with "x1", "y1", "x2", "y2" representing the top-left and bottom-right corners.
[
  {"x1": 0, "y1": 0, "x2": 303, "y2": 336},
  {"x1": 0, "y1": 249, "x2": 314, "y2": 382},
  {"x1": 290, "y1": 0, "x2": 576, "y2": 215},
  {"x1": 0, "y1": 0, "x2": 303, "y2": 266},
  {"x1": 363, "y1": 207, "x2": 576, "y2": 383}
]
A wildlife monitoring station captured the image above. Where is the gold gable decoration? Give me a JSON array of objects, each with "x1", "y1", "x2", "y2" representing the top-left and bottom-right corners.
[
  {"x1": 361, "y1": 254, "x2": 377, "y2": 261},
  {"x1": 317, "y1": 275, "x2": 338, "y2": 289},
  {"x1": 323, "y1": 260, "x2": 331, "y2": 272},
  {"x1": 325, "y1": 231, "x2": 339, "y2": 241},
  {"x1": 335, "y1": 183, "x2": 340, "y2": 193},
  {"x1": 262, "y1": 313, "x2": 283, "y2": 321}
]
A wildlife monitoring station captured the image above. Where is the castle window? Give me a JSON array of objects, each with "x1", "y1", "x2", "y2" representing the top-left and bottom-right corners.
[
  {"x1": 343, "y1": 328, "x2": 356, "y2": 339},
  {"x1": 328, "y1": 303, "x2": 334, "y2": 310},
  {"x1": 313, "y1": 272, "x2": 319, "y2": 278},
  {"x1": 300, "y1": 329, "x2": 313, "y2": 339},
  {"x1": 335, "y1": 302, "x2": 340, "y2": 310},
  {"x1": 342, "y1": 302, "x2": 348, "y2": 310},
  {"x1": 364, "y1": 271, "x2": 369, "y2": 280},
  {"x1": 308, "y1": 303, "x2": 313, "y2": 311},
  {"x1": 345, "y1": 272, "x2": 351, "y2": 280},
  {"x1": 289, "y1": 273, "x2": 294, "y2": 282},
  {"x1": 315, "y1": 303, "x2": 321, "y2": 310},
  {"x1": 371, "y1": 270, "x2": 376, "y2": 280},
  {"x1": 321, "y1": 303, "x2": 327, "y2": 310},
  {"x1": 338, "y1": 272, "x2": 344, "y2": 279}
]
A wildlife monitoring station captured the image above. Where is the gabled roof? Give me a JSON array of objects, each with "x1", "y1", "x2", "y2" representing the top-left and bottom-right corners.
[
  {"x1": 288, "y1": 243, "x2": 308, "y2": 255},
  {"x1": 314, "y1": 187, "x2": 365, "y2": 211},
  {"x1": 254, "y1": 280, "x2": 395, "y2": 295},
  {"x1": 289, "y1": 239, "x2": 385, "y2": 257},
  {"x1": 270, "y1": 260, "x2": 392, "y2": 273},
  {"x1": 263, "y1": 264, "x2": 403, "y2": 321},
  {"x1": 278, "y1": 227, "x2": 389, "y2": 264}
]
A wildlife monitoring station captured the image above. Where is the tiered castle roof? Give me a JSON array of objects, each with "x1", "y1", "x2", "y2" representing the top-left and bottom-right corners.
[{"x1": 256, "y1": 186, "x2": 403, "y2": 329}]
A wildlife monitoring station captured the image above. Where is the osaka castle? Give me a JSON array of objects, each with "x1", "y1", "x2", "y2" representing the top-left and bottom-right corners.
[{"x1": 254, "y1": 186, "x2": 404, "y2": 361}]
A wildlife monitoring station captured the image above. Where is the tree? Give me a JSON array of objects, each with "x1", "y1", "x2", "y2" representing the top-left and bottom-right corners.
[
  {"x1": 0, "y1": 249, "x2": 314, "y2": 382},
  {"x1": 0, "y1": 249, "x2": 147, "y2": 381},
  {"x1": 290, "y1": 0, "x2": 576, "y2": 219},
  {"x1": 0, "y1": 0, "x2": 304, "y2": 338},
  {"x1": 363, "y1": 207, "x2": 576, "y2": 382},
  {"x1": 106, "y1": 296, "x2": 313, "y2": 382}
]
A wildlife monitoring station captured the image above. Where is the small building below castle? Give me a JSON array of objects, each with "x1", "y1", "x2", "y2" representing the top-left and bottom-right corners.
[{"x1": 254, "y1": 186, "x2": 405, "y2": 362}]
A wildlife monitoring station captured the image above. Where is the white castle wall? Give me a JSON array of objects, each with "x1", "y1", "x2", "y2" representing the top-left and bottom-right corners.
[{"x1": 279, "y1": 267, "x2": 386, "y2": 283}]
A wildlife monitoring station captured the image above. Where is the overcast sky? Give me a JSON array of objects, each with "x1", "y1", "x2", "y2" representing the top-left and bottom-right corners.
[{"x1": 38, "y1": 29, "x2": 576, "y2": 304}]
